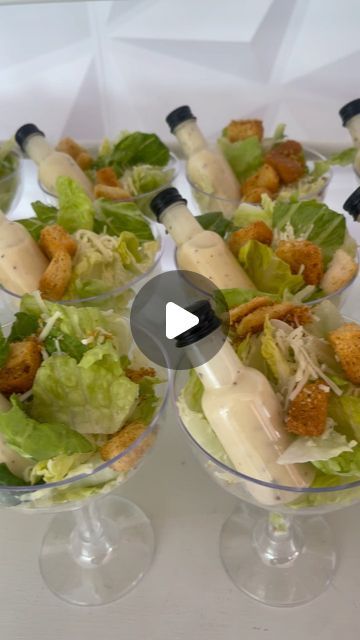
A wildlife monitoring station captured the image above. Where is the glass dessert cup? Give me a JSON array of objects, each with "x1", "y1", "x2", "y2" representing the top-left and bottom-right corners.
[
  {"x1": 0, "y1": 150, "x2": 22, "y2": 215},
  {"x1": 172, "y1": 365, "x2": 360, "y2": 607},
  {"x1": 188, "y1": 146, "x2": 331, "y2": 217},
  {"x1": 0, "y1": 329, "x2": 169, "y2": 606},
  {"x1": 0, "y1": 218, "x2": 164, "y2": 323}
]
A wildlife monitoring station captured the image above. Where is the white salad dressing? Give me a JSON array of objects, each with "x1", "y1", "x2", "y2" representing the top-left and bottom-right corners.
[
  {"x1": 160, "y1": 201, "x2": 254, "y2": 290},
  {"x1": 20, "y1": 128, "x2": 94, "y2": 198},
  {"x1": 169, "y1": 112, "x2": 240, "y2": 219},
  {"x1": 340, "y1": 101, "x2": 360, "y2": 177},
  {"x1": 0, "y1": 212, "x2": 49, "y2": 295},
  {"x1": 187, "y1": 335, "x2": 314, "y2": 505}
]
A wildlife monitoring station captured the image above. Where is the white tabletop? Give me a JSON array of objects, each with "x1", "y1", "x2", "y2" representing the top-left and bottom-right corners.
[{"x1": 2, "y1": 158, "x2": 360, "y2": 639}]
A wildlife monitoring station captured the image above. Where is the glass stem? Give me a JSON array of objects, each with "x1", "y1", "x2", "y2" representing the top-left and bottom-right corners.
[
  {"x1": 70, "y1": 500, "x2": 115, "y2": 568},
  {"x1": 252, "y1": 512, "x2": 304, "y2": 568}
]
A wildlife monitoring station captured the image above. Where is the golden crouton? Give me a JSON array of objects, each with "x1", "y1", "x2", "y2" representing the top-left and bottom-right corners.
[
  {"x1": 275, "y1": 240, "x2": 324, "y2": 286},
  {"x1": 228, "y1": 221, "x2": 273, "y2": 256},
  {"x1": 229, "y1": 296, "x2": 274, "y2": 325},
  {"x1": 100, "y1": 421, "x2": 155, "y2": 473},
  {"x1": 39, "y1": 225, "x2": 77, "y2": 259},
  {"x1": 242, "y1": 164, "x2": 280, "y2": 195},
  {"x1": 95, "y1": 167, "x2": 119, "y2": 187},
  {"x1": 39, "y1": 251, "x2": 72, "y2": 301},
  {"x1": 0, "y1": 340, "x2": 42, "y2": 395},
  {"x1": 226, "y1": 119, "x2": 264, "y2": 143},
  {"x1": 76, "y1": 151, "x2": 93, "y2": 171},
  {"x1": 125, "y1": 367, "x2": 156, "y2": 383},
  {"x1": 320, "y1": 249, "x2": 358, "y2": 294},
  {"x1": 94, "y1": 184, "x2": 131, "y2": 201},
  {"x1": 235, "y1": 302, "x2": 311, "y2": 338},
  {"x1": 241, "y1": 187, "x2": 274, "y2": 204},
  {"x1": 328, "y1": 323, "x2": 360, "y2": 384},
  {"x1": 286, "y1": 380, "x2": 329, "y2": 437},
  {"x1": 265, "y1": 140, "x2": 306, "y2": 184}
]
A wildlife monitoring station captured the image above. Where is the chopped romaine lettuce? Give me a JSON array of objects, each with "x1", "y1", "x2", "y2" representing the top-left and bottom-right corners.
[
  {"x1": 272, "y1": 200, "x2": 346, "y2": 266},
  {"x1": 313, "y1": 444, "x2": 360, "y2": 477},
  {"x1": 31, "y1": 343, "x2": 139, "y2": 434},
  {"x1": 232, "y1": 195, "x2": 274, "y2": 228},
  {"x1": 95, "y1": 132, "x2": 170, "y2": 174},
  {"x1": 238, "y1": 240, "x2": 304, "y2": 295},
  {"x1": 0, "y1": 327, "x2": 9, "y2": 368},
  {"x1": 218, "y1": 135, "x2": 264, "y2": 182},
  {"x1": 94, "y1": 200, "x2": 154, "y2": 241},
  {"x1": 7, "y1": 312, "x2": 39, "y2": 343},
  {"x1": 129, "y1": 377, "x2": 161, "y2": 425},
  {"x1": 18, "y1": 202, "x2": 58, "y2": 240},
  {"x1": 0, "y1": 463, "x2": 27, "y2": 486},
  {"x1": 260, "y1": 318, "x2": 292, "y2": 388},
  {"x1": 215, "y1": 288, "x2": 279, "y2": 314},
  {"x1": 30, "y1": 452, "x2": 93, "y2": 484},
  {"x1": 122, "y1": 164, "x2": 173, "y2": 196},
  {"x1": 196, "y1": 211, "x2": 235, "y2": 238},
  {"x1": 277, "y1": 429, "x2": 356, "y2": 465},
  {"x1": 0, "y1": 396, "x2": 95, "y2": 461},
  {"x1": 183, "y1": 369, "x2": 204, "y2": 414},
  {"x1": 312, "y1": 147, "x2": 357, "y2": 178},
  {"x1": 56, "y1": 176, "x2": 94, "y2": 232},
  {"x1": 328, "y1": 395, "x2": 360, "y2": 442}
]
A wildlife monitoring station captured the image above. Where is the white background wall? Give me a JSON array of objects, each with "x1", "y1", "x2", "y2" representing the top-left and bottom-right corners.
[{"x1": 1, "y1": 0, "x2": 360, "y2": 147}]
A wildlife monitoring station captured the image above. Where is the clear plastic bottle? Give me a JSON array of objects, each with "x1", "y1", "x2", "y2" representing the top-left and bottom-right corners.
[
  {"x1": 339, "y1": 99, "x2": 360, "y2": 177},
  {"x1": 0, "y1": 212, "x2": 49, "y2": 294},
  {"x1": 166, "y1": 106, "x2": 240, "y2": 218},
  {"x1": 15, "y1": 124, "x2": 94, "y2": 198},
  {"x1": 151, "y1": 188, "x2": 254, "y2": 290},
  {"x1": 176, "y1": 300, "x2": 314, "y2": 505}
]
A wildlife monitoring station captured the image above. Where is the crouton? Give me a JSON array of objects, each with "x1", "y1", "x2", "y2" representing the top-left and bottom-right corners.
[
  {"x1": 226, "y1": 119, "x2": 264, "y2": 143},
  {"x1": 56, "y1": 137, "x2": 84, "y2": 159},
  {"x1": 241, "y1": 187, "x2": 274, "y2": 204},
  {"x1": 100, "y1": 421, "x2": 155, "y2": 473},
  {"x1": 235, "y1": 302, "x2": 311, "y2": 337},
  {"x1": 125, "y1": 367, "x2": 156, "y2": 383},
  {"x1": 39, "y1": 251, "x2": 72, "y2": 301},
  {"x1": 39, "y1": 224, "x2": 77, "y2": 259},
  {"x1": 286, "y1": 380, "x2": 329, "y2": 437},
  {"x1": 242, "y1": 164, "x2": 280, "y2": 196},
  {"x1": 0, "y1": 340, "x2": 42, "y2": 395},
  {"x1": 76, "y1": 151, "x2": 93, "y2": 171},
  {"x1": 94, "y1": 184, "x2": 131, "y2": 201},
  {"x1": 229, "y1": 297, "x2": 274, "y2": 325},
  {"x1": 228, "y1": 221, "x2": 273, "y2": 256},
  {"x1": 275, "y1": 240, "x2": 324, "y2": 286},
  {"x1": 95, "y1": 167, "x2": 119, "y2": 188},
  {"x1": 320, "y1": 249, "x2": 358, "y2": 294},
  {"x1": 328, "y1": 323, "x2": 360, "y2": 384},
  {"x1": 265, "y1": 140, "x2": 306, "y2": 184}
]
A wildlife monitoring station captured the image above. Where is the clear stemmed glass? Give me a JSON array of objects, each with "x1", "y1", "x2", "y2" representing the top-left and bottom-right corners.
[
  {"x1": 0, "y1": 308, "x2": 169, "y2": 606},
  {"x1": 172, "y1": 363, "x2": 360, "y2": 608}
]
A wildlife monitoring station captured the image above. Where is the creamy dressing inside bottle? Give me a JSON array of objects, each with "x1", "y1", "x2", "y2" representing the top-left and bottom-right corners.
[
  {"x1": 0, "y1": 212, "x2": 49, "y2": 295},
  {"x1": 179, "y1": 305, "x2": 314, "y2": 506},
  {"x1": 166, "y1": 106, "x2": 240, "y2": 218},
  {"x1": 151, "y1": 189, "x2": 255, "y2": 290},
  {"x1": 15, "y1": 124, "x2": 94, "y2": 198}
]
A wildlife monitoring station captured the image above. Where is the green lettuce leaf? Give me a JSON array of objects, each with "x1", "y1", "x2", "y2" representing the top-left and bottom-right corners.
[
  {"x1": 215, "y1": 287, "x2": 279, "y2": 314},
  {"x1": 56, "y1": 176, "x2": 94, "y2": 233},
  {"x1": 183, "y1": 369, "x2": 204, "y2": 413},
  {"x1": 7, "y1": 312, "x2": 39, "y2": 343},
  {"x1": 306, "y1": 300, "x2": 344, "y2": 338},
  {"x1": 122, "y1": 164, "x2": 173, "y2": 196},
  {"x1": 328, "y1": 395, "x2": 360, "y2": 442},
  {"x1": 277, "y1": 429, "x2": 356, "y2": 465},
  {"x1": 312, "y1": 147, "x2": 357, "y2": 178},
  {"x1": 218, "y1": 136, "x2": 264, "y2": 182},
  {"x1": 44, "y1": 328, "x2": 88, "y2": 362},
  {"x1": 260, "y1": 318, "x2": 292, "y2": 387},
  {"x1": 232, "y1": 199, "x2": 273, "y2": 229},
  {"x1": 0, "y1": 327, "x2": 9, "y2": 368},
  {"x1": 31, "y1": 343, "x2": 139, "y2": 434},
  {"x1": 0, "y1": 462, "x2": 27, "y2": 486},
  {"x1": 238, "y1": 240, "x2": 304, "y2": 295},
  {"x1": 196, "y1": 211, "x2": 235, "y2": 238},
  {"x1": 313, "y1": 444, "x2": 360, "y2": 477},
  {"x1": 290, "y1": 470, "x2": 360, "y2": 509},
  {"x1": 94, "y1": 200, "x2": 154, "y2": 241},
  {"x1": 130, "y1": 377, "x2": 160, "y2": 425},
  {"x1": 30, "y1": 452, "x2": 93, "y2": 484},
  {"x1": 236, "y1": 333, "x2": 269, "y2": 376},
  {"x1": 96, "y1": 132, "x2": 170, "y2": 174},
  {"x1": 272, "y1": 200, "x2": 346, "y2": 266},
  {"x1": 0, "y1": 396, "x2": 94, "y2": 461},
  {"x1": 18, "y1": 201, "x2": 58, "y2": 240}
]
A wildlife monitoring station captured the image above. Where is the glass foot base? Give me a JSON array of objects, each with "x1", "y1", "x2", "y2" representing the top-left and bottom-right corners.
[
  {"x1": 219, "y1": 507, "x2": 336, "y2": 607},
  {"x1": 39, "y1": 496, "x2": 154, "y2": 606}
]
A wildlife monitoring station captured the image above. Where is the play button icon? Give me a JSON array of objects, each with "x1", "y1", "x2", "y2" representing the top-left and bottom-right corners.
[
  {"x1": 130, "y1": 270, "x2": 229, "y2": 370},
  {"x1": 165, "y1": 302, "x2": 199, "y2": 340}
]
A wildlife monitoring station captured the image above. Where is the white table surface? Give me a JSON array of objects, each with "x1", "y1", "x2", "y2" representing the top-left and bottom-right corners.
[{"x1": 2, "y1": 155, "x2": 360, "y2": 639}]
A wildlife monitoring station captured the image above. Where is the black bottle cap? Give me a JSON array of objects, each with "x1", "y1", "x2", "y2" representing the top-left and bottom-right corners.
[
  {"x1": 339, "y1": 99, "x2": 360, "y2": 126},
  {"x1": 176, "y1": 300, "x2": 221, "y2": 348},
  {"x1": 166, "y1": 106, "x2": 196, "y2": 133},
  {"x1": 15, "y1": 124, "x2": 45, "y2": 151},
  {"x1": 343, "y1": 186, "x2": 360, "y2": 221},
  {"x1": 150, "y1": 187, "x2": 187, "y2": 221}
]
